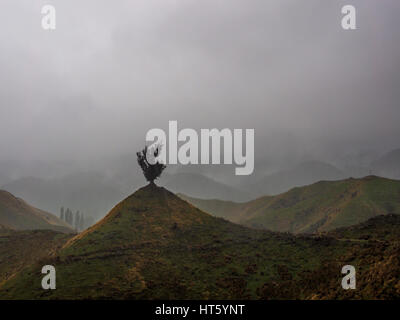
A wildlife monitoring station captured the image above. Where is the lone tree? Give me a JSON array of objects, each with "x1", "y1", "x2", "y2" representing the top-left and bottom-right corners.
[{"x1": 137, "y1": 144, "x2": 166, "y2": 184}]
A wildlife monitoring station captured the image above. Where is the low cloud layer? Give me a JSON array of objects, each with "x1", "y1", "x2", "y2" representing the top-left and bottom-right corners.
[{"x1": 0, "y1": 0, "x2": 399, "y2": 178}]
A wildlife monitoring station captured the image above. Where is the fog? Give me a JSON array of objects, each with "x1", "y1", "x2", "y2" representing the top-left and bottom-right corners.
[{"x1": 1, "y1": 1, "x2": 400, "y2": 207}]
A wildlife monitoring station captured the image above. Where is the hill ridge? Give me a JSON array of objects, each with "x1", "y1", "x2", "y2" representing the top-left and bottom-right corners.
[
  {"x1": 62, "y1": 183, "x2": 214, "y2": 252},
  {"x1": 180, "y1": 175, "x2": 400, "y2": 233},
  {"x1": 1, "y1": 183, "x2": 399, "y2": 299},
  {"x1": 0, "y1": 189, "x2": 73, "y2": 233}
]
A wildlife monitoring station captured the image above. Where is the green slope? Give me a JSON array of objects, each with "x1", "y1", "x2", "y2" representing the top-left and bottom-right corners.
[
  {"x1": 0, "y1": 228, "x2": 72, "y2": 286},
  {"x1": 308, "y1": 214, "x2": 400, "y2": 299},
  {"x1": 1, "y1": 184, "x2": 399, "y2": 299},
  {"x1": 0, "y1": 184, "x2": 347, "y2": 299},
  {"x1": 326, "y1": 213, "x2": 400, "y2": 242},
  {"x1": 0, "y1": 190, "x2": 74, "y2": 233},
  {"x1": 181, "y1": 176, "x2": 400, "y2": 233}
]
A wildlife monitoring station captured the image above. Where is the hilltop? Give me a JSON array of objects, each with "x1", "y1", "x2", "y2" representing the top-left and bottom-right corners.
[
  {"x1": 180, "y1": 176, "x2": 400, "y2": 233},
  {"x1": 0, "y1": 190, "x2": 74, "y2": 233}
]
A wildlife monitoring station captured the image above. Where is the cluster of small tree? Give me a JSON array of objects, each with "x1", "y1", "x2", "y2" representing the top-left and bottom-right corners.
[{"x1": 60, "y1": 207, "x2": 85, "y2": 231}]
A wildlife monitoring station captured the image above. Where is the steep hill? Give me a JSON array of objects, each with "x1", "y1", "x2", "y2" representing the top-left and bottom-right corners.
[
  {"x1": 0, "y1": 190, "x2": 74, "y2": 233},
  {"x1": 181, "y1": 176, "x2": 400, "y2": 233},
  {"x1": 0, "y1": 184, "x2": 351, "y2": 299},
  {"x1": 0, "y1": 185, "x2": 399, "y2": 299}
]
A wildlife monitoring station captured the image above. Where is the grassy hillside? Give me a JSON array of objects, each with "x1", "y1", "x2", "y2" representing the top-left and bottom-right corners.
[
  {"x1": 256, "y1": 214, "x2": 400, "y2": 300},
  {"x1": 181, "y1": 176, "x2": 400, "y2": 233},
  {"x1": 1, "y1": 184, "x2": 398, "y2": 299},
  {"x1": 0, "y1": 184, "x2": 346, "y2": 299},
  {"x1": 306, "y1": 214, "x2": 400, "y2": 299},
  {"x1": 326, "y1": 213, "x2": 400, "y2": 242},
  {"x1": 0, "y1": 190, "x2": 74, "y2": 233},
  {"x1": 0, "y1": 228, "x2": 73, "y2": 286}
]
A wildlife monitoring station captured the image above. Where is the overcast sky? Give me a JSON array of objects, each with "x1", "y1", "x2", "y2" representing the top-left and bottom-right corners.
[{"x1": 0, "y1": 0, "x2": 399, "y2": 177}]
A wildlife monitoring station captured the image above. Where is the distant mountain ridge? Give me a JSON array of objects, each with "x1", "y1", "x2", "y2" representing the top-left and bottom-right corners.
[
  {"x1": 2, "y1": 149, "x2": 400, "y2": 225},
  {"x1": 244, "y1": 160, "x2": 345, "y2": 198},
  {"x1": 159, "y1": 172, "x2": 251, "y2": 202},
  {"x1": 2, "y1": 172, "x2": 125, "y2": 221},
  {"x1": 180, "y1": 175, "x2": 400, "y2": 233},
  {"x1": 0, "y1": 190, "x2": 73, "y2": 233},
  {"x1": 372, "y1": 148, "x2": 400, "y2": 178}
]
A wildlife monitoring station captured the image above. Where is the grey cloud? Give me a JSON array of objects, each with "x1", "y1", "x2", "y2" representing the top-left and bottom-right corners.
[{"x1": 0, "y1": 0, "x2": 399, "y2": 177}]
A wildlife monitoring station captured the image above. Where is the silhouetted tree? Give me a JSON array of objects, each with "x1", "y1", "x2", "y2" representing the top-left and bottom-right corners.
[
  {"x1": 79, "y1": 213, "x2": 85, "y2": 231},
  {"x1": 137, "y1": 144, "x2": 166, "y2": 184},
  {"x1": 65, "y1": 208, "x2": 73, "y2": 225},
  {"x1": 75, "y1": 211, "x2": 80, "y2": 231}
]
